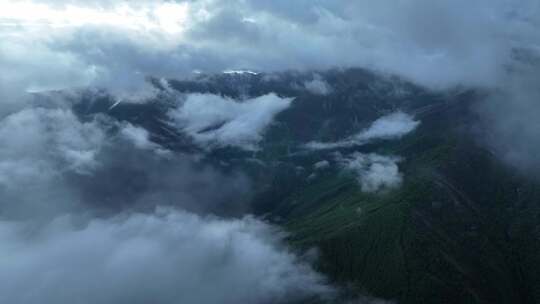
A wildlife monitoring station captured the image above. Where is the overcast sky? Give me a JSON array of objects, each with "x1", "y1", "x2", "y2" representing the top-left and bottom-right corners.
[{"x1": 1, "y1": 0, "x2": 539, "y2": 102}]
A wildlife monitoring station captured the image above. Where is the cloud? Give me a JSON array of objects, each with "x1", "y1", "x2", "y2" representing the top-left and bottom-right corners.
[
  {"x1": 119, "y1": 122, "x2": 167, "y2": 153},
  {"x1": 184, "y1": 0, "x2": 540, "y2": 88},
  {"x1": 2, "y1": 0, "x2": 536, "y2": 175},
  {"x1": 1, "y1": 0, "x2": 540, "y2": 301},
  {"x1": 0, "y1": 0, "x2": 190, "y2": 108},
  {"x1": 74, "y1": 141, "x2": 253, "y2": 216},
  {"x1": 168, "y1": 93, "x2": 293, "y2": 150},
  {"x1": 475, "y1": 62, "x2": 540, "y2": 175},
  {"x1": 0, "y1": 208, "x2": 333, "y2": 304},
  {"x1": 0, "y1": 101, "x2": 333, "y2": 303},
  {"x1": 0, "y1": 107, "x2": 107, "y2": 219},
  {"x1": 2, "y1": 0, "x2": 538, "y2": 109},
  {"x1": 306, "y1": 111, "x2": 419, "y2": 150},
  {"x1": 0, "y1": 86, "x2": 338, "y2": 301},
  {"x1": 0, "y1": 104, "x2": 253, "y2": 219},
  {"x1": 0, "y1": 107, "x2": 103, "y2": 177},
  {"x1": 313, "y1": 160, "x2": 330, "y2": 170},
  {"x1": 338, "y1": 153, "x2": 402, "y2": 192},
  {"x1": 303, "y1": 75, "x2": 332, "y2": 95},
  {"x1": 355, "y1": 111, "x2": 420, "y2": 141}
]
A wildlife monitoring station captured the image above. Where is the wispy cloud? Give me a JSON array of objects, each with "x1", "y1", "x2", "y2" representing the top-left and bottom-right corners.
[
  {"x1": 306, "y1": 111, "x2": 420, "y2": 150},
  {"x1": 303, "y1": 74, "x2": 332, "y2": 95},
  {"x1": 168, "y1": 93, "x2": 293, "y2": 151},
  {"x1": 338, "y1": 152, "x2": 402, "y2": 192},
  {"x1": 0, "y1": 101, "x2": 333, "y2": 303}
]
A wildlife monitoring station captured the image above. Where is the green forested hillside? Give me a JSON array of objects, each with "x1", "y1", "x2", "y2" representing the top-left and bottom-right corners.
[{"x1": 71, "y1": 69, "x2": 540, "y2": 303}]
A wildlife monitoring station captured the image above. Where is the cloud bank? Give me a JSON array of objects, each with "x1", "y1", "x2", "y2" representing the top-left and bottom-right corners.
[
  {"x1": 0, "y1": 102, "x2": 334, "y2": 303},
  {"x1": 355, "y1": 111, "x2": 421, "y2": 141},
  {"x1": 303, "y1": 75, "x2": 332, "y2": 95},
  {"x1": 2, "y1": 0, "x2": 538, "y2": 107},
  {"x1": 339, "y1": 153, "x2": 403, "y2": 193},
  {"x1": 0, "y1": 104, "x2": 261, "y2": 219},
  {"x1": 0, "y1": 208, "x2": 332, "y2": 304},
  {"x1": 475, "y1": 61, "x2": 540, "y2": 175}
]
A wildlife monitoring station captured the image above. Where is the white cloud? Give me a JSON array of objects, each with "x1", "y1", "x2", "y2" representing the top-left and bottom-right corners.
[
  {"x1": 306, "y1": 111, "x2": 419, "y2": 150},
  {"x1": 0, "y1": 107, "x2": 106, "y2": 179},
  {"x1": 119, "y1": 122, "x2": 161, "y2": 151},
  {"x1": 0, "y1": 0, "x2": 535, "y2": 177},
  {"x1": 303, "y1": 75, "x2": 332, "y2": 95},
  {"x1": 223, "y1": 69, "x2": 259, "y2": 75},
  {"x1": 0, "y1": 0, "x2": 537, "y2": 130},
  {"x1": 0, "y1": 0, "x2": 191, "y2": 108},
  {"x1": 2, "y1": 0, "x2": 537, "y2": 108},
  {"x1": 339, "y1": 153, "x2": 402, "y2": 192},
  {"x1": 0, "y1": 102, "x2": 336, "y2": 304},
  {"x1": 168, "y1": 93, "x2": 293, "y2": 150},
  {"x1": 0, "y1": 208, "x2": 333, "y2": 304},
  {"x1": 304, "y1": 141, "x2": 346, "y2": 150},
  {"x1": 0, "y1": 107, "x2": 109, "y2": 219},
  {"x1": 0, "y1": 1, "x2": 189, "y2": 35},
  {"x1": 355, "y1": 111, "x2": 420, "y2": 141},
  {"x1": 183, "y1": 0, "x2": 540, "y2": 88},
  {"x1": 0, "y1": 102, "x2": 257, "y2": 220},
  {"x1": 1, "y1": 0, "x2": 539, "y2": 300},
  {"x1": 313, "y1": 160, "x2": 330, "y2": 170}
]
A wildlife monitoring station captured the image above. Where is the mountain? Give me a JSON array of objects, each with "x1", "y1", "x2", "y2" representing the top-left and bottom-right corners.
[{"x1": 58, "y1": 68, "x2": 540, "y2": 304}]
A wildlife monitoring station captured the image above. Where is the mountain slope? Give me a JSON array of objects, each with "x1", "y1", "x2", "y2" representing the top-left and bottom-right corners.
[{"x1": 58, "y1": 68, "x2": 540, "y2": 303}]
